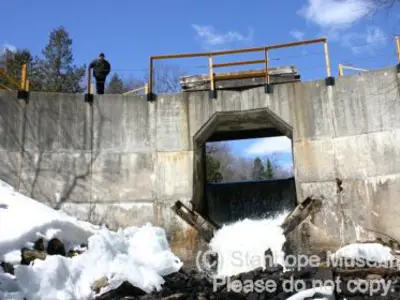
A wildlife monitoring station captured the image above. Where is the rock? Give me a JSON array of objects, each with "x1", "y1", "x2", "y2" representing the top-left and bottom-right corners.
[
  {"x1": 0, "y1": 261, "x2": 14, "y2": 275},
  {"x1": 47, "y1": 238, "x2": 66, "y2": 256},
  {"x1": 21, "y1": 248, "x2": 47, "y2": 265},
  {"x1": 366, "y1": 274, "x2": 383, "y2": 280},
  {"x1": 67, "y1": 249, "x2": 84, "y2": 257},
  {"x1": 94, "y1": 281, "x2": 146, "y2": 300},
  {"x1": 92, "y1": 276, "x2": 109, "y2": 294},
  {"x1": 33, "y1": 238, "x2": 45, "y2": 251}
]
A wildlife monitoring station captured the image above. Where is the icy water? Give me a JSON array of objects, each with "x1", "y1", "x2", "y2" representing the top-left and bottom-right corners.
[{"x1": 209, "y1": 211, "x2": 289, "y2": 277}]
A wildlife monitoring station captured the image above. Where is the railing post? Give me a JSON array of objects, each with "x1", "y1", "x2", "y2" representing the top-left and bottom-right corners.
[
  {"x1": 264, "y1": 48, "x2": 272, "y2": 94},
  {"x1": 84, "y1": 67, "x2": 93, "y2": 103},
  {"x1": 395, "y1": 36, "x2": 400, "y2": 73},
  {"x1": 209, "y1": 55, "x2": 216, "y2": 99},
  {"x1": 338, "y1": 64, "x2": 343, "y2": 77},
  {"x1": 147, "y1": 58, "x2": 154, "y2": 101},
  {"x1": 324, "y1": 40, "x2": 335, "y2": 86},
  {"x1": 17, "y1": 63, "x2": 29, "y2": 102},
  {"x1": 20, "y1": 63, "x2": 26, "y2": 90}
]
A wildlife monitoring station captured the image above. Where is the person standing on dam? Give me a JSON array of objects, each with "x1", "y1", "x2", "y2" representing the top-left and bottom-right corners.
[{"x1": 89, "y1": 53, "x2": 111, "y2": 94}]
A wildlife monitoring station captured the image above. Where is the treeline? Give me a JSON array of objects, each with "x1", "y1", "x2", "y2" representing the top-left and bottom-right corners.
[
  {"x1": 206, "y1": 142, "x2": 293, "y2": 183},
  {"x1": 1, "y1": 26, "x2": 86, "y2": 93},
  {"x1": 0, "y1": 26, "x2": 184, "y2": 94}
]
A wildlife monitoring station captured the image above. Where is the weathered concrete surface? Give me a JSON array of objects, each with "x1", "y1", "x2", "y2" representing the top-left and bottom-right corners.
[{"x1": 1, "y1": 65, "x2": 400, "y2": 260}]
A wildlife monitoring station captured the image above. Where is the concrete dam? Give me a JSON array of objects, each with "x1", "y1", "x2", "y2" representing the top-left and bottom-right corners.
[{"x1": 1, "y1": 65, "x2": 400, "y2": 261}]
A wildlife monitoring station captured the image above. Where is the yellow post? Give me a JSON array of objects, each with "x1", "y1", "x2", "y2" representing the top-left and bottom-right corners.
[
  {"x1": 144, "y1": 83, "x2": 148, "y2": 94},
  {"x1": 323, "y1": 41, "x2": 332, "y2": 78},
  {"x1": 21, "y1": 64, "x2": 27, "y2": 90},
  {"x1": 26, "y1": 80, "x2": 30, "y2": 91},
  {"x1": 338, "y1": 64, "x2": 343, "y2": 77},
  {"x1": 148, "y1": 58, "x2": 153, "y2": 96},
  {"x1": 87, "y1": 67, "x2": 92, "y2": 94},
  {"x1": 90, "y1": 83, "x2": 94, "y2": 94},
  {"x1": 396, "y1": 36, "x2": 400, "y2": 63},
  {"x1": 264, "y1": 48, "x2": 269, "y2": 85},
  {"x1": 208, "y1": 56, "x2": 215, "y2": 92}
]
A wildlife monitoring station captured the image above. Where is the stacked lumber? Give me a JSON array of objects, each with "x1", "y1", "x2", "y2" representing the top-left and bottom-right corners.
[{"x1": 179, "y1": 66, "x2": 300, "y2": 91}]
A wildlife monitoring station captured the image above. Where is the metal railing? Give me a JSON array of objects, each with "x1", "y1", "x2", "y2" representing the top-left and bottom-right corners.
[
  {"x1": 0, "y1": 63, "x2": 29, "y2": 91},
  {"x1": 122, "y1": 84, "x2": 148, "y2": 96},
  {"x1": 338, "y1": 64, "x2": 368, "y2": 76},
  {"x1": 147, "y1": 37, "x2": 332, "y2": 99}
]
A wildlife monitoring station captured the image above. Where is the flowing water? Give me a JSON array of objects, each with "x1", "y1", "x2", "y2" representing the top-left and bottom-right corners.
[{"x1": 209, "y1": 210, "x2": 289, "y2": 277}]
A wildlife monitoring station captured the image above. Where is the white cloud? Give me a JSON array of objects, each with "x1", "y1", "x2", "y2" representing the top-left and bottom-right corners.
[
  {"x1": 192, "y1": 24, "x2": 253, "y2": 48},
  {"x1": 290, "y1": 30, "x2": 305, "y2": 41},
  {"x1": 341, "y1": 26, "x2": 388, "y2": 54},
  {"x1": 298, "y1": 0, "x2": 375, "y2": 29},
  {"x1": 1, "y1": 43, "x2": 17, "y2": 54},
  {"x1": 245, "y1": 136, "x2": 292, "y2": 155}
]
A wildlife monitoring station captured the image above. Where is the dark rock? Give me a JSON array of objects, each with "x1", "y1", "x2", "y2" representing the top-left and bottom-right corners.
[
  {"x1": 0, "y1": 261, "x2": 14, "y2": 275},
  {"x1": 47, "y1": 238, "x2": 66, "y2": 256},
  {"x1": 245, "y1": 292, "x2": 259, "y2": 300},
  {"x1": 33, "y1": 238, "x2": 45, "y2": 251},
  {"x1": 95, "y1": 282, "x2": 146, "y2": 300}
]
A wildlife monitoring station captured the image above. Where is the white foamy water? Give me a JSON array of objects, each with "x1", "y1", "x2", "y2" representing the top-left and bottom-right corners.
[{"x1": 209, "y1": 211, "x2": 289, "y2": 277}]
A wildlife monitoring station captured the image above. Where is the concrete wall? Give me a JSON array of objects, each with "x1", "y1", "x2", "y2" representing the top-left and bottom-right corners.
[
  {"x1": 206, "y1": 178, "x2": 296, "y2": 226},
  {"x1": 292, "y1": 66, "x2": 400, "y2": 251},
  {"x1": 1, "y1": 65, "x2": 400, "y2": 259}
]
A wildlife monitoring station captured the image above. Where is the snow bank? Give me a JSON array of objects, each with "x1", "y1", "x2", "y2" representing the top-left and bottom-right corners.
[
  {"x1": 210, "y1": 211, "x2": 289, "y2": 277},
  {"x1": 0, "y1": 180, "x2": 98, "y2": 262},
  {"x1": 8, "y1": 224, "x2": 183, "y2": 300},
  {"x1": 285, "y1": 286, "x2": 334, "y2": 300},
  {"x1": 0, "y1": 180, "x2": 183, "y2": 299},
  {"x1": 330, "y1": 243, "x2": 394, "y2": 264}
]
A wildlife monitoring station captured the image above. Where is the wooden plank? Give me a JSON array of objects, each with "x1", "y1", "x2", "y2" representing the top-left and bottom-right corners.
[
  {"x1": 180, "y1": 66, "x2": 300, "y2": 91},
  {"x1": 171, "y1": 200, "x2": 220, "y2": 242}
]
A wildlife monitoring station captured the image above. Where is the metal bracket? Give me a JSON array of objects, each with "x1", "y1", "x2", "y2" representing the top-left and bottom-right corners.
[
  {"x1": 84, "y1": 93, "x2": 93, "y2": 104},
  {"x1": 325, "y1": 76, "x2": 335, "y2": 86},
  {"x1": 264, "y1": 84, "x2": 273, "y2": 94},
  {"x1": 209, "y1": 89, "x2": 217, "y2": 99},
  {"x1": 146, "y1": 92, "x2": 156, "y2": 102},
  {"x1": 17, "y1": 90, "x2": 29, "y2": 103}
]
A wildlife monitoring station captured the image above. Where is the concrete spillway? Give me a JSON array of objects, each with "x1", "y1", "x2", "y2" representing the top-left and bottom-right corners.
[{"x1": 1, "y1": 65, "x2": 400, "y2": 260}]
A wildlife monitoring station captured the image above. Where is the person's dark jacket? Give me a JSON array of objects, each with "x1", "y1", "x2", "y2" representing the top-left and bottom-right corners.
[{"x1": 89, "y1": 59, "x2": 111, "y2": 80}]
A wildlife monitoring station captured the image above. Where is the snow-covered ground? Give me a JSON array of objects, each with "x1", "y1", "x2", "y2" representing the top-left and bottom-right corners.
[
  {"x1": 0, "y1": 180, "x2": 183, "y2": 300},
  {"x1": 210, "y1": 211, "x2": 289, "y2": 277},
  {"x1": 1, "y1": 178, "x2": 398, "y2": 300}
]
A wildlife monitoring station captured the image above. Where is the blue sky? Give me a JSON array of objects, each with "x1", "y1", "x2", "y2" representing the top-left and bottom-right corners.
[{"x1": 2, "y1": 0, "x2": 400, "y2": 169}]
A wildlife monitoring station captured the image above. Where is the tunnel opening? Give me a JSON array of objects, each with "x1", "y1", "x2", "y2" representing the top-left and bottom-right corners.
[{"x1": 191, "y1": 108, "x2": 296, "y2": 228}]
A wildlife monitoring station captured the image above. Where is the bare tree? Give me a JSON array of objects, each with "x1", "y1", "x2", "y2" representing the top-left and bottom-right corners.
[{"x1": 145, "y1": 62, "x2": 185, "y2": 94}]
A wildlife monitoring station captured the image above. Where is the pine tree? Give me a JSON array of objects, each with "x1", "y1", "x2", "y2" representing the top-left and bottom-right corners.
[
  {"x1": 251, "y1": 157, "x2": 265, "y2": 180},
  {"x1": 107, "y1": 73, "x2": 124, "y2": 94},
  {"x1": 38, "y1": 26, "x2": 85, "y2": 93},
  {"x1": 265, "y1": 158, "x2": 274, "y2": 179},
  {"x1": 1, "y1": 49, "x2": 43, "y2": 91},
  {"x1": 205, "y1": 144, "x2": 223, "y2": 182}
]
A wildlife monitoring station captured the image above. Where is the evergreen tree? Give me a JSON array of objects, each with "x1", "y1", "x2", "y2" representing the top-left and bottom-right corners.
[
  {"x1": 205, "y1": 145, "x2": 223, "y2": 183},
  {"x1": 251, "y1": 157, "x2": 265, "y2": 180},
  {"x1": 107, "y1": 73, "x2": 124, "y2": 94},
  {"x1": 1, "y1": 49, "x2": 44, "y2": 91},
  {"x1": 265, "y1": 158, "x2": 274, "y2": 179},
  {"x1": 38, "y1": 26, "x2": 85, "y2": 93}
]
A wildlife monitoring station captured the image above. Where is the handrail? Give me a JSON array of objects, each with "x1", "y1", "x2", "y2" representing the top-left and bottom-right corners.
[
  {"x1": 122, "y1": 84, "x2": 148, "y2": 96},
  {"x1": 338, "y1": 64, "x2": 368, "y2": 76},
  {"x1": 147, "y1": 37, "x2": 331, "y2": 99},
  {"x1": 0, "y1": 63, "x2": 29, "y2": 91}
]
